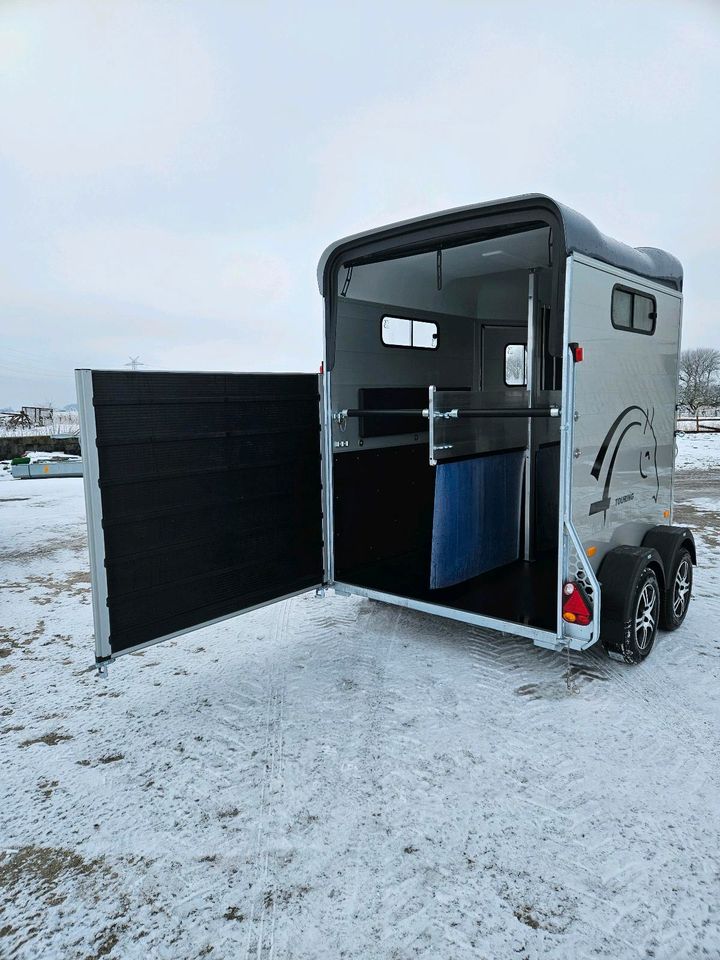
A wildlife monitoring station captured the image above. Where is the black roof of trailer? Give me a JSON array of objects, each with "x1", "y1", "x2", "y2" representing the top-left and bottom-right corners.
[{"x1": 317, "y1": 193, "x2": 683, "y2": 293}]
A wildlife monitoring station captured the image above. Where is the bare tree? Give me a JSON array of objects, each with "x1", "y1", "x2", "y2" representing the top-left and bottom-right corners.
[{"x1": 678, "y1": 348, "x2": 720, "y2": 414}]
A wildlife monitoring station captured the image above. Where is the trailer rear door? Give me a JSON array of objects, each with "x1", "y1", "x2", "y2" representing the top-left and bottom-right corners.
[{"x1": 76, "y1": 370, "x2": 324, "y2": 663}]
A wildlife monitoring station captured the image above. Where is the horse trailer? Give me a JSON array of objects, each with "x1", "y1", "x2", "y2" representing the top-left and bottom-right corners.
[{"x1": 76, "y1": 194, "x2": 695, "y2": 673}]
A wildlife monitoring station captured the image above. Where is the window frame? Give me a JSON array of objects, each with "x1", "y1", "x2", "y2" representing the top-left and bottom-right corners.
[
  {"x1": 503, "y1": 342, "x2": 528, "y2": 388},
  {"x1": 611, "y1": 284, "x2": 657, "y2": 337},
  {"x1": 380, "y1": 314, "x2": 439, "y2": 351}
]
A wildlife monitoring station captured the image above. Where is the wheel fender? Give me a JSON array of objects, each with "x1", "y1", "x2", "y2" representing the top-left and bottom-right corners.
[
  {"x1": 598, "y1": 545, "x2": 665, "y2": 626},
  {"x1": 642, "y1": 525, "x2": 696, "y2": 572}
]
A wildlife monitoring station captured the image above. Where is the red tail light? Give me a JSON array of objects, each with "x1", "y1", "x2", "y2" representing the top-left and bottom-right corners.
[{"x1": 562, "y1": 581, "x2": 592, "y2": 626}]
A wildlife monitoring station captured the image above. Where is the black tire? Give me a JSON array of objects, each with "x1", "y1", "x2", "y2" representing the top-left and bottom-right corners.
[
  {"x1": 660, "y1": 547, "x2": 693, "y2": 631},
  {"x1": 603, "y1": 565, "x2": 660, "y2": 664}
]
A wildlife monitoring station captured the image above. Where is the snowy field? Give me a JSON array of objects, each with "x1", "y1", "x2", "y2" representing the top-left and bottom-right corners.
[
  {"x1": 1, "y1": 437, "x2": 720, "y2": 959},
  {"x1": 674, "y1": 431, "x2": 720, "y2": 471}
]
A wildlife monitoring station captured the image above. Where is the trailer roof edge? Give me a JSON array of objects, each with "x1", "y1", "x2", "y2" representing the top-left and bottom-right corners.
[{"x1": 317, "y1": 194, "x2": 683, "y2": 294}]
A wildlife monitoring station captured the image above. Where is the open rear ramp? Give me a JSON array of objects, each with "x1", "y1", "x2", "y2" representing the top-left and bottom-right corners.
[{"x1": 76, "y1": 370, "x2": 324, "y2": 664}]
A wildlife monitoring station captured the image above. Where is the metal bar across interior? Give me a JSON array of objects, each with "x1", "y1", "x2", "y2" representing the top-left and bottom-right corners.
[
  {"x1": 337, "y1": 407, "x2": 560, "y2": 419},
  {"x1": 454, "y1": 408, "x2": 559, "y2": 419},
  {"x1": 341, "y1": 409, "x2": 429, "y2": 417}
]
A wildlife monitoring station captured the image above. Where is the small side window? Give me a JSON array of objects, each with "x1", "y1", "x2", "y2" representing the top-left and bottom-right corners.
[
  {"x1": 633, "y1": 294, "x2": 656, "y2": 333},
  {"x1": 612, "y1": 286, "x2": 657, "y2": 335},
  {"x1": 505, "y1": 344, "x2": 527, "y2": 386},
  {"x1": 381, "y1": 316, "x2": 438, "y2": 349},
  {"x1": 612, "y1": 289, "x2": 633, "y2": 330}
]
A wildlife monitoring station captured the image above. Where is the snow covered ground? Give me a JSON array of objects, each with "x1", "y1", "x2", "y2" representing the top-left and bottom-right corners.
[
  {"x1": 1, "y1": 439, "x2": 720, "y2": 959},
  {"x1": 674, "y1": 432, "x2": 720, "y2": 471}
]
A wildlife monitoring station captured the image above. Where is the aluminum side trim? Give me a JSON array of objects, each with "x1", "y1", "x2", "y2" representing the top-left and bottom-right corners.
[
  {"x1": 75, "y1": 369, "x2": 112, "y2": 661},
  {"x1": 322, "y1": 368, "x2": 336, "y2": 584},
  {"x1": 524, "y1": 269, "x2": 537, "y2": 561},
  {"x1": 556, "y1": 259, "x2": 574, "y2": 642}
]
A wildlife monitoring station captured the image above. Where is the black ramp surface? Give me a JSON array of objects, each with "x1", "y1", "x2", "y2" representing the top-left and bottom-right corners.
[{"x1": 92, "y1": 372, "x2": 323, "y2": 655}]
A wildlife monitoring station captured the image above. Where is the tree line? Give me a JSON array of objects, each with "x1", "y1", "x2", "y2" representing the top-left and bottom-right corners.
[{"x1": 679, "y1": 348, "x2": 720, "y2": 415}]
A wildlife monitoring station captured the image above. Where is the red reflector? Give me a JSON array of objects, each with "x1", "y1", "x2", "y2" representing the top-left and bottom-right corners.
[
  {"x1": 572, "y1": 345, "x2": 584, "y2": 362},
  {"x1": 320, "y1": 360, "x2": 324, "y2": 374},
  {"x1": 562, "y1": 581, "x2": 591, "y2": 626}
]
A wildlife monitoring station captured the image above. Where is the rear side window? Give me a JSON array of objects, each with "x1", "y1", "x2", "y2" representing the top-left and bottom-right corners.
[
  {"x1": 381, "y1": 316, "x2": 438, "y2": 349},
  {"x1": 612, "y1": 286, "x2": 657, "y2": 335}
]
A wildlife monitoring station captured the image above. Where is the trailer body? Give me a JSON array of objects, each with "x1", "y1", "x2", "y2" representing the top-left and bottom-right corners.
[{"x1": 76, "y1": 195, "x2": 693, "y2": 669}]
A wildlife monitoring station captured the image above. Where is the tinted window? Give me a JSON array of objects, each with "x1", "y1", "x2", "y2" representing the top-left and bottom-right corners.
[
  {"x1": 612, "y1": 287, "x2": 656, "y2": 335},
  {"x1": 381, "y1": 316, "x2": 438, "y2": 349}
]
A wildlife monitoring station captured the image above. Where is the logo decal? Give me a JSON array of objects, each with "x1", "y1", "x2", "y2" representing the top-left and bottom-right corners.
[{"x1": 589, "y1": 405, "x2": 659, "y2": 519}]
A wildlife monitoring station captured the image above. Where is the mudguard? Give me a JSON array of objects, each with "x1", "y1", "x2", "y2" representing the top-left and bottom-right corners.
[
  {"x1": 642, "y1": 525, "x2": 696, "y2": 569},
  {"x1": 598, "y1": 545, "x2": 665, "y2": 656}
]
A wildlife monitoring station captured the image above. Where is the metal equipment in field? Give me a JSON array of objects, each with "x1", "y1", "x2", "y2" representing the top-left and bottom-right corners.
[
  {"x1": 0, "y1": 406, "x2": 54, "y2": 431},
  {"x1": 77, "y1": 194, "x2": 695, "y2": 673},
  {"x1": 11, "y1": 459, "x2": 83, "y2": 479}
]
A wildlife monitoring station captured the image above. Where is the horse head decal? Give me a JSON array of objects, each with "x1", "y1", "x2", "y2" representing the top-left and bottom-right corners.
[{"x1": 589, "y1": 405, "x2": 659, "y2": 520}]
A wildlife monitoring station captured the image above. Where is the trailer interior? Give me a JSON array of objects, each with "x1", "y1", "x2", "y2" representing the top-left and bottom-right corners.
[{"x1": 330, "y1": 224, "x2": 563, "y2": 632}]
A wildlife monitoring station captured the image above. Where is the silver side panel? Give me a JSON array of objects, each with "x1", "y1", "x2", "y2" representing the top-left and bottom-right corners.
[
  {"x1": 567, "y1": 254, "x2": 682, "y2": 568},
  {"x1": 75, "y1": 369, "x2": 111, "y2": 661},
  {"x1": 554, "y1": 253, "x2": 682, "y2": 649}
]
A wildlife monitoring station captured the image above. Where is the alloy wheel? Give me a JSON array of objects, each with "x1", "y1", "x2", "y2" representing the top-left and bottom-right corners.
[
  {"x1": 635, "y1": 579, "x2": 658, "y2": 651},
  {"x1": 673, "y1": 558, "x2": 691, "y2": 619}
]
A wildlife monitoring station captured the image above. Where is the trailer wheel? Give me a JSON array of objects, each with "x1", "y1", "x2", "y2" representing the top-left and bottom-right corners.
[
  {"x1": 600, "y1": 556, "x2": 661, "y2": 664},
  {"x1": 629, "y1": 567, "x2": 660, "y2": 661},
  {"x1": 660, "y1": 547, "x2": 693, "y2": 631}
]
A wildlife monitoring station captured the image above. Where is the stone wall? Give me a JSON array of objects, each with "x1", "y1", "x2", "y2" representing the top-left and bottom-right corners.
[{"x1": 0, "y1": 436, "x2": 81, "y2": 460}]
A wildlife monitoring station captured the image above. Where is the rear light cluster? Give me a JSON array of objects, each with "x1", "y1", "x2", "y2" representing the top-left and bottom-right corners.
[{"x1": 562, "y1": 581, "x2": 592, "y2": 626}]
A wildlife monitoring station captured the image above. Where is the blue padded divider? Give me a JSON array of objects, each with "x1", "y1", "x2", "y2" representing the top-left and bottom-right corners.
[{"x1": 430, "y1": 450, "x2": 525, "y2": 589}]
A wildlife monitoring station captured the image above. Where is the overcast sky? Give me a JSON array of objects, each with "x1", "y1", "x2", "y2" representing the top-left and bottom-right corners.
[{"x1": 1, "y1": 0, "x2": 718, "y2": 407}]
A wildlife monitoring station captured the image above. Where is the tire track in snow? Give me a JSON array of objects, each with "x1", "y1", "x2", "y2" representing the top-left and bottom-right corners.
[
  {"x1": 243, "y1": 597, "x2": 292, "y2": 960},
  {"x1": 333, "y1": 599, "x2": 408, "y2": 947}
]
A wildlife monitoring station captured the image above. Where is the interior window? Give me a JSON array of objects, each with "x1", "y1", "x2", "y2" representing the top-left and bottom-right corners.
[
  {"x1": 381, "y1": 316, "x2": 438, "y2": 349},
  {"x1": 505, "y1": 344, "x2": 527, "y2": 386},
  {"x1": 612, "y1": 287, "x2": 656, "y2": 335},
  {"x1": 381, "y1": 316, "x2": 412, "y2": 346},
  {"x1": 412, "y1": 320, "x2": 438, "y2": 348}
]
